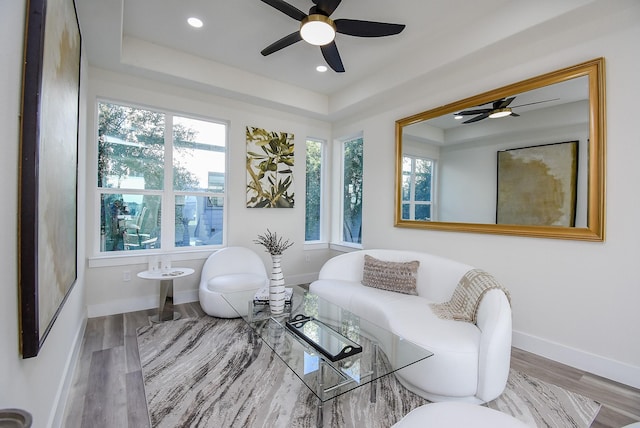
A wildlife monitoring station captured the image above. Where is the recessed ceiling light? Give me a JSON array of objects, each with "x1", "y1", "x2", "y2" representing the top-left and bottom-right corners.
[
  {"x1": 316, "y1": 65, "x2": 328, "y2": 72},
  {"x1": 454, "y1": 114, "x2": 463, "y2": 120},
  {"x1": 187, "y1": 17, "x2": 203, "y2": 28}
]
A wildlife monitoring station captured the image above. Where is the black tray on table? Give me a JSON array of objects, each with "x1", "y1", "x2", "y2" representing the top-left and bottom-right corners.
[{"x1": 285, "y1": 314, "x2": 362, "y2": 362}]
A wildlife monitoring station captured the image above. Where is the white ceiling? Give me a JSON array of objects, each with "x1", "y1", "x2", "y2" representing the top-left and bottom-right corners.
[{"x1": 75, "y1": 0, "x2": 618, "y2": 120}]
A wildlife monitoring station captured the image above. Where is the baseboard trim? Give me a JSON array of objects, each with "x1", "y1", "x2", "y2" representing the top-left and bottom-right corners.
[
  {"x1": 87, "y1": 274, "x2": 319, "y2": 318},
  {"x1": 87, "y1": 289, "x2": 200, "y2": 318},
  {"x1": 513, "y1": 330, "x2": 640, "y2": 389}
]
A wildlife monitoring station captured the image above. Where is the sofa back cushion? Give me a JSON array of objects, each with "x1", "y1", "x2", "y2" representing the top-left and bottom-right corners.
[
  {"x1": 362, "y1": 254, "x2": 419, "y2": 295},
  {"x1": 318, "y1": 249, "x2": 474, "y2": 301}
]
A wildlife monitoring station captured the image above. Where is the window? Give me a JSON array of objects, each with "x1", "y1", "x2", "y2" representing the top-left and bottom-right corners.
[
  {"x1": 305, "y1": 139, "x2": 324, "y2": 242},
  {"x1": 97, "y1": 101, "x2": 226, "y2": 253},
  {"x1": 341, "y1": 136, "x2": 363, "y2": 244},
  {"x1": 402, "y1": 155, "x2": 434, "y2": 221}
]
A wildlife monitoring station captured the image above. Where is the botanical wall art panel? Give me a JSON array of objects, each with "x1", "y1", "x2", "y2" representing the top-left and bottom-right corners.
[
  {"x1": 246, "y1": 126, "x2": 295, "y2": 208},
  {"x1": 19, "y1": 0, "x2": 81, "y2": 358},
  {"x1": 497, "y1": 141, "x2": 578, "y2": 227}
]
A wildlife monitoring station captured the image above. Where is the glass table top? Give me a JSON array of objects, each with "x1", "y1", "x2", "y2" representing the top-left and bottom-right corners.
[{"x1": 222, "y1": 285, "x2": 433, "y2": 402}]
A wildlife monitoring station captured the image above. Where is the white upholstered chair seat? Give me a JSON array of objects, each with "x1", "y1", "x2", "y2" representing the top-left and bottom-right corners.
[{"x1": 206, "y1": 273, "x2": 266, "y2": 293}]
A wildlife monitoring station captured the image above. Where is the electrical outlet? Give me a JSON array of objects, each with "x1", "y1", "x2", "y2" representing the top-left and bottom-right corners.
[
  {"x1": 123, "y1": 270, "x2": 131, "y2": 282},
  {"x1": 304, "y1": 254, "x2": 311, "y2": 263}
]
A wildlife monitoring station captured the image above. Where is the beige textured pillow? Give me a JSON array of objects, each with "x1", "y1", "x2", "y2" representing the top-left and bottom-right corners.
[{"x1": 362, "y1": 254, "x2": 420, "y2": 295}]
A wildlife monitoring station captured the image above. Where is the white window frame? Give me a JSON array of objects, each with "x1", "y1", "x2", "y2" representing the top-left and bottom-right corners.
[{"x1": 92, "y1": 98, "x2": 228, "y2": 262}]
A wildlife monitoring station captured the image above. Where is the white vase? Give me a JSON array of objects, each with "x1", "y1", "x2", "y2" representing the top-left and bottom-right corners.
[{"x1": 269, "y1": 254, "x2": 286, "y2": 314}]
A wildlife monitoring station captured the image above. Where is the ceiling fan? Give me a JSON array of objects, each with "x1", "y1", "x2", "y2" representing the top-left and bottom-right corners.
[
  {"x1": 260, "y1": 0, "x2": 406, "y2": 73},
  {"x1": 456, "y1": 97, "x2": 559, "y2": 124}
]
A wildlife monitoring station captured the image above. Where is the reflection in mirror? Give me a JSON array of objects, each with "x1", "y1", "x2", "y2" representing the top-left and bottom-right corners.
[{"x1": 395, "y1": 58, "x2": 605, "y2": 241}]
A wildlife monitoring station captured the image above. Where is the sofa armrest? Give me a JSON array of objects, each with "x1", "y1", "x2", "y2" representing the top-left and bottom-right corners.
[
  {"x1": 475, "y1": 289, "x2": 512, "y2": 402},
  {"x1": 318, "y1": 252, "x2": 365, "y2": 282}
]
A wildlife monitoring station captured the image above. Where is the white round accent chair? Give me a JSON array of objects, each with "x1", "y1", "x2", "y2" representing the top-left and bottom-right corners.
[{"x1": 199, "y1": 247, "x2": 268, "y2": 318}]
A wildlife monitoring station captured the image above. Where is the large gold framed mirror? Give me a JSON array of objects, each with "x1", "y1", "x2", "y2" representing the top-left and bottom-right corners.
[{"x1": 395, "y1": 58, "x2": 605, "y2": 241}]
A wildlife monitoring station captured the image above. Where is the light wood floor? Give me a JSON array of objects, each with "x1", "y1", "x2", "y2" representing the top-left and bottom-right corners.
[{"x1": 62, "y1": 302, "x2": 640, "y2": 427}]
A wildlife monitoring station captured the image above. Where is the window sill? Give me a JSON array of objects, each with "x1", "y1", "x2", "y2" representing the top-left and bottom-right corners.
[
  {"x1": 329, "y1": 243, "x2": 362, "y2": 253},
  {"x1": 88, "y1": 248, "x2": 216, "y2": 268},
  {"x1": 303, "y1": 242, "x2": 329, "y2": 251}
]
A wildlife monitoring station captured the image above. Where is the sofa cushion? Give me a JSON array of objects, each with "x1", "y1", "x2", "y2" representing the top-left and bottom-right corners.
[{"x1": 362, "y1": 255, "x2": 420, "y2": 295}]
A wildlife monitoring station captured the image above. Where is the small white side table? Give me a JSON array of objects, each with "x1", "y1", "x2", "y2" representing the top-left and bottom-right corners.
[{"x1": 137, "y1": 267, "x2": 195, "y2": 322}]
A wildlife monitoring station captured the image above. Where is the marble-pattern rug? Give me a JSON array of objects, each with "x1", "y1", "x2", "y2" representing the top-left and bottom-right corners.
[{"x1": 137, "y1": 317, "x2": 600, "y2": 428}]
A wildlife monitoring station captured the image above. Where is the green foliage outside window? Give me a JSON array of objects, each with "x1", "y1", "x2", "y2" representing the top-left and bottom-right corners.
[
  {"x1": 343, "y1": 137, "x2": 363, "y2": 244},
  {"x1": 305, "y1": 140, "x2": 322, "y2": 241}
]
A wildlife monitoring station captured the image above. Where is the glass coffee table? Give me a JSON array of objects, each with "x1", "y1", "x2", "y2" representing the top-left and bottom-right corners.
[{"x1": 223, "y1": 285, "x2": 433, "y2": 427}]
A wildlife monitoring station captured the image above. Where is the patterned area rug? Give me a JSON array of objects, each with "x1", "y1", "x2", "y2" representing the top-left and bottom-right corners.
[{"x1": 137, "y1": 317, "x2": 600, "y2": 428}]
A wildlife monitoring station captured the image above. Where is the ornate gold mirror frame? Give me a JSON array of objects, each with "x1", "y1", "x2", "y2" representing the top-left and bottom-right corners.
[{"x1": 395, "y1": 58, "x2": 605, "y2": 241}]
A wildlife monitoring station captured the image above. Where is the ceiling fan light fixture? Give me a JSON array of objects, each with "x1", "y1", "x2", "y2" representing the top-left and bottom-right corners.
[
  {"x1": 300, "y1": 14, "x2": 336, "y2": 46},
  {"x1": 187, "y1": 17, "x2": 203, "y2": 28},
  {"x1": 489, "y1": 108, "x2": 512, "y2": 119}
]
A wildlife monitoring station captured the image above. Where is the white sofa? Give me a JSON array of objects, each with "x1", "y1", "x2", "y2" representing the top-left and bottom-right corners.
[{"x1": 309, "y1": 249, "x2": 512, "y2": 404}]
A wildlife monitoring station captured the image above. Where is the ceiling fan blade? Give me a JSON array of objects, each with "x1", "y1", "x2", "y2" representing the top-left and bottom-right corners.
[
  {"x1": 511, "y1": 98, "x2": 560, "y2": 108},
  {"x1": 463, "y1": 113, "x2": 490, "y2": 124},
  {"x1": 321, "y1": 41, "x2": 345, "y2": 72},
  {"x1": 458, "y1": 108, "x2": 491, "y2": 115},
  {"x1": 314, "y1": 0, "x2": 342, "y2": 16},
  {"x1": 335, "y1": 19, "x2": 406, "y2": 37},
  {"x1": 494, "y1": 97, "x2": 516, "y2": 109},
  {"x1": 260, "y1": 0, "x2": 307, "y2": 21},
  {"x1": 261, "y1": 32, "x2": 302, "y2": 56}
]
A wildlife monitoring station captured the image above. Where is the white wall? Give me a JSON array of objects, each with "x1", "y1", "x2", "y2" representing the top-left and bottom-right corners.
[
  {"x1": 0, "y1": 1, "x2": 88, "y2": 426},
  {"x1": 334, "y1": 13, "x2": 640, "y2": 388},
  {"x1": 84, "y1": 68, "x2": 334, "y2": 317}
]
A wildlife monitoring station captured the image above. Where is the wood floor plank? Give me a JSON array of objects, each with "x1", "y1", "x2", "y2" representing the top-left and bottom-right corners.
[
  {"x1": 81, "y1": 347, "x2": 128, "y2": 428},
  {"x1": 101, "y1": 314, "x2": 125, "y2": 349},
  {"x1": 62, "y1": 317, "x2": 104, "y2": 425},
  {"x1": 124, "y1": 310, "x2": 153, "y2": 373},
  {"x1": 581, "y1": 372, "x2": 640, "y2": 418},
  {"x1": 511, "y1": 347, "x2": 585, "y2": 383},
  {"x1": 592, "y1": 403, "x2": 639, "y2": 428},
  {"x1": 177, "y1": 301, "x2": 205, "y2": 319},
  {"x1": 126, "y1": 370, "x2": 151, "y2": 428}
]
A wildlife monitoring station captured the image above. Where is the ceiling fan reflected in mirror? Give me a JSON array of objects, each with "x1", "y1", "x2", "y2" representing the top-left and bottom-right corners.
[
  {"x1": 260, "y1": 0, "x2": 406, "y2": 72},
  {"x1": 455, "y1": 97, "x2": 560, "y2": 124}
]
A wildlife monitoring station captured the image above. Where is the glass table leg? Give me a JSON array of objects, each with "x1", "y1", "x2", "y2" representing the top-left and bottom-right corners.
[
  {"x1": 317, "y1": 360, "x2": 324, "y2": 428},
  {"x1": 370, "y1": 342, "x2": 378, "y2": 403}
]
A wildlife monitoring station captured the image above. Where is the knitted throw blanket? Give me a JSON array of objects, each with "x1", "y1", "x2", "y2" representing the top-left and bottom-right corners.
[{"x1": 430, "y1": 269, "x2": 511, "y2": 325}]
